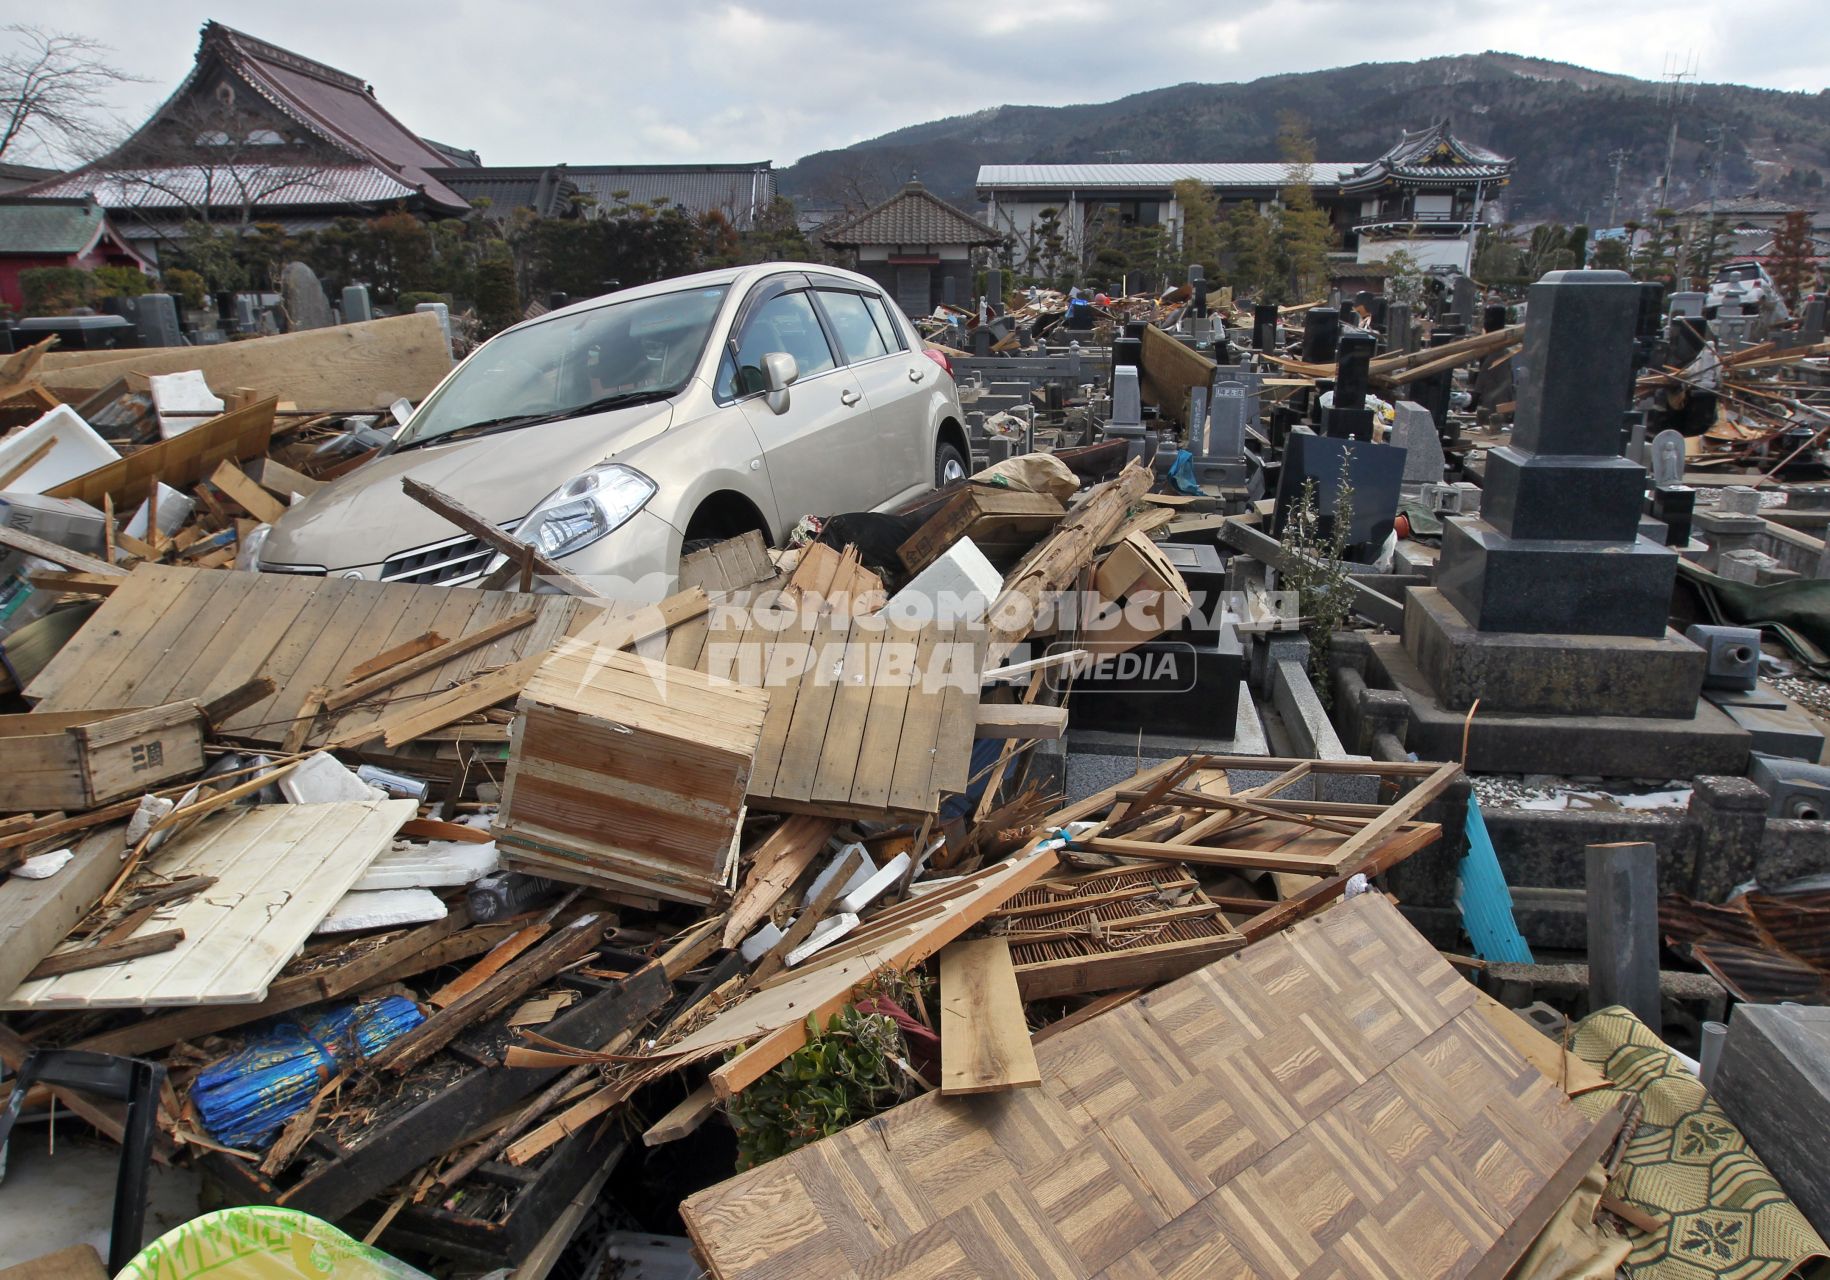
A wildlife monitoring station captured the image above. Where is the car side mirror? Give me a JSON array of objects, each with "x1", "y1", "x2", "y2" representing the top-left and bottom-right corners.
[{"x1": 761, "y1": 351, "x2": 798, "y2": 415}]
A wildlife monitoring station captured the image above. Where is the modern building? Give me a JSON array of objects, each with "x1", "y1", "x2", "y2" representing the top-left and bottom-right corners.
[
  {"x1": 436, "y1": 162, "x2": 778, "y2": 228},
  {"x1": 976, "y1": 122, "x2": 1512, "y2": 275},
  {"x1": 0, "y1": 197, "x2": 152, "y2": 312},
  {"x1": 821, "y1": 179, "x2": 1002, "y2": 315},
  {"x1": 23, "y1": 22, "x2": 473, "y2": 258}
]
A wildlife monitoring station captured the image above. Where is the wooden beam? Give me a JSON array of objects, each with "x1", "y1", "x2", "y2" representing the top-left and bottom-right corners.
[
  {"x1": 974, "y1": 703, "x2": 1068, "y2": 740},
  {"x1": 26, "y1": 929, "x2": 184, "y2": 979},
  {"x1": 402, "y1": 478, "x2": 599, "y2": 597},
  {"x1": 938, "y1": 937, "x2": 1040, "y2": 1095},
  {"x1": 0, "y1": 524, "x2": 126, "y2": 577},
  {"x1": 207, "y1": 459, "x2": 288, "y2": 524},
  {"x1": 342, "y1": 631, "x2": 449, "y2": 684},
  {"x1": 323, "y1": 609, "x2": 537, "y2": 711}
]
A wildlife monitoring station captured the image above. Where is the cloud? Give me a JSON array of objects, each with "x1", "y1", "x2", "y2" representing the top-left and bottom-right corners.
[{"x1": 10, "y1": 0, "x2": 1827, "y2": 169}]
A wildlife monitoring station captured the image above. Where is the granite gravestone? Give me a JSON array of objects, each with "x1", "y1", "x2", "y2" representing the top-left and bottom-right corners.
[
  {"x1": 1271, "y1": 429, "x2": 1405, "y2": 562},
  {"x1": 1389, "y1": 401, "x2": 1446, "y2": 489},
  {"x1": 1435, "y1": 269, "x2": 1675, "y2": 635},
  {"x1": 280, "y1": 262, "x2": 332, "y2": 329}
]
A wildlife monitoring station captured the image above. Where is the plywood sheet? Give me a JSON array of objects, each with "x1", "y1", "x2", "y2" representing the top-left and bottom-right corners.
[
  {"x1": 4, "y1": 800, "x2": 415, "y2": 1009},
  {"x1": 682, "y1": 894, "x2": 1607, "y2": 1280}
]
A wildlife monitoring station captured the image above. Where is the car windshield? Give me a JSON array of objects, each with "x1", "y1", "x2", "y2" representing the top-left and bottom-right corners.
[{"x1": 394, "y1": 284, "x2": 729, "y2": 448}]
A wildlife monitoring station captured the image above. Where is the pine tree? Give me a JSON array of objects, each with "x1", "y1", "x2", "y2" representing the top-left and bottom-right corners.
[
  {"x1": 1274, "y1": 114, "x2": 1334, "y2": 302},
  {"x1": 1171, "y1": 178, "x2": 1223, "y2": 277},
  {"x1": 1219, "y1": 200, "x2": 1277, "y2": 298}
]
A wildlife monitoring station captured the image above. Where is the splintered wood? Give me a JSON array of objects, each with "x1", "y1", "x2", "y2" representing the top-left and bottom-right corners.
[
  {"x1": 493, "y1": 644, "x2": 770, "y2": 905},
  {"x1": 23, "y1": 563, "x2": 598, "y2": 748},
  {"x1": 681, "y1": 894, "x2": 1619, "y2": 1280}
]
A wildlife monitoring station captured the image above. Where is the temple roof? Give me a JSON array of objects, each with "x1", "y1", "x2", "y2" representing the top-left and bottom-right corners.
[
  {"x1": 822, "y1": 179, "x2": 1002, "y2": 248},
  {"x1": 1339, "y1": 122, "x2": 1512, "y2": 191}
]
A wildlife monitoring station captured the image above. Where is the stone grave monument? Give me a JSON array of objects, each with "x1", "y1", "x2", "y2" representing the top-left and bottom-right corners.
[{"x1": 1366, "y1": 269, "x2": 1749, "y2": 776}]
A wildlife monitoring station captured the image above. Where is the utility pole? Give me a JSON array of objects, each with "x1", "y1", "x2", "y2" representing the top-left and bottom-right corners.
[
  {"x1": 1698, "y1": 123, "x2": 1730, "y2": 284},
  {"x1": 1656, "y1": 52, "x2": 1698, "y2": 215},
  {"x1": 1608, "y1": 149, "x2": 1629, "y2": 229}
]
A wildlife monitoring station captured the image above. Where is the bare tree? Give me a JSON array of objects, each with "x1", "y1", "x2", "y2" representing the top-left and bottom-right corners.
[{"x1": 0, "y1": 24, "x2": 145, "y2": 165}]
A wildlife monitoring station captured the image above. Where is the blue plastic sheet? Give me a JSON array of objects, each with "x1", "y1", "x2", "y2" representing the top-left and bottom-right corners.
[{"x1": 191, "y1": 996, "x2": 423, "y2": 1149}]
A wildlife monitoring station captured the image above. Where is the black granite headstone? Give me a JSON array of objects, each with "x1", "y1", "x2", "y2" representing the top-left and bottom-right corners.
[
  {"x1": 1271, "y1": 431, "x2": 1405, "y2": 561},
  {"x1": 1300, "y1": 308, "x2": 1340, "y2": 364},
  {"x1": 1252, "y1": 303, "x2": 1279, "y2": 352}
]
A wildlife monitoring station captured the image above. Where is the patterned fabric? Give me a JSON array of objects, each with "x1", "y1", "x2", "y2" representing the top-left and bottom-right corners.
[{"x1": 1570, "y1": 1006, "x2": 1828, "y2": 1279}]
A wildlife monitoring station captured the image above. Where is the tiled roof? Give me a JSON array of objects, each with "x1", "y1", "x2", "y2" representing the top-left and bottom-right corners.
[
  {"x1": 1340, "y1": 122, "x2": 1512, "y2": 190},
  {"x1": 23, "y1": 23, "x2": 470, "y2": 217},
  {"x1": 1678, "y1": 195, "x2": 1814, "y2": 219},
  {"x1": 978, "y1": 162, "x2": 1358, "y2": 190},
  {"x1": 430, "y1": 166, "x2": 578, "y2": 219},
  {"x1": 564, "y1": 164, "x2": 775, "y2": 227},
  {"x1": 0, "y1": 198, "x2": 109, "y2": 255},
  {"x1": 822, "y1": 180, "x2": 1002, "y2": 247},
  {"x1": 28, "y1": 163, "x2": 420, "y2": 210}
]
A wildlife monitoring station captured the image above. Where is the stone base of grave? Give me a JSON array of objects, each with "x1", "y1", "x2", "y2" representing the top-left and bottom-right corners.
[
  {"x1": 1369, "y1": 637, "x2": 1750, "y2": 777},
  {"x1": 1435, "y1": 517, "x2": 1678, "y2": 638},
  {"x1": 1402, "y1": 588, "x2": 1706, "y2": 719}
]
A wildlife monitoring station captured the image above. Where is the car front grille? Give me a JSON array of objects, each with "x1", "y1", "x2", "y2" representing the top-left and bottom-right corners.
[{"x1": 380, "y1": 520, "x2": 521, "y2": 587}]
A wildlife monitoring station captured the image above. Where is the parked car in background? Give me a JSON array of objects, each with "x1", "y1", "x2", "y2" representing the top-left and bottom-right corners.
[
  {"x1": 1706, "y1": 260, "x2": 1791, "y2": 323},
  {"x1": 245, "y1": 264, "x2": 968, "y2": 597}
]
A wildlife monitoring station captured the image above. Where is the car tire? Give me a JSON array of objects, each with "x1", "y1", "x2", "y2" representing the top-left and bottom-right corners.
[{"x1": 934, "y1": 440, "x2": 968, "y2": 489}]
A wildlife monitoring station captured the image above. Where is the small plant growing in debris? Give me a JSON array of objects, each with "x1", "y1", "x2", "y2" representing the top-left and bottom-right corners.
[
  {"x1": 725, "y1": 971, "x2": 928, "y2": 1170},
  {"x1": 1278, "y1": 452, "x2": 1356, "y2": 705}
]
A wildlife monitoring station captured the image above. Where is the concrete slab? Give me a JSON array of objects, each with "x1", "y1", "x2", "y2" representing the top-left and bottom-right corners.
[
  {"x1": 0, "y1": 1136, "x2": 204, "y2": 1268},
  {"x1": 1064, "y1": 682, "x2": 1265, "y2": 801},
  {"x1": 1370, "y1": 636, "x2": 1751, "y2": 778}
]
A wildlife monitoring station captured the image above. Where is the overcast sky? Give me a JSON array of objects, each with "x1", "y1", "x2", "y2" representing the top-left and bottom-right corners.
[{"x1": 16, "y1": 1, "x2": 1830, "y2": 169}]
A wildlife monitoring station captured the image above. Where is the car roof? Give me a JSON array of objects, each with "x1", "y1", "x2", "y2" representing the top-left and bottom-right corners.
[{"x1": 522, "y1": 262, "x2": 887, "y2": 331}]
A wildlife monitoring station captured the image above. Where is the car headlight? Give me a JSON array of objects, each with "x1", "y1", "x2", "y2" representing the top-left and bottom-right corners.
[
  {"x1": 515, "y1": 464, "x2": 657, "y2": 559},
  {"x1": 234, "y1": 522, "x2": 271, "y2": 572}
]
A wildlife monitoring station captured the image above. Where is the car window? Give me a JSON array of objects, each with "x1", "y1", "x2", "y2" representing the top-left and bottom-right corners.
[
  {"x1": 861, "y1": 293, "x2": 907, "y2": 352},
  {"x1": 396, "y1": 285, "x2": 727, "y2": 447},
  {"x1": 730, "y1": 291, "x2": 835, "y2": 396},
  {"x1": 817, "y1": 290, "x2": 890, "y2": 363}
]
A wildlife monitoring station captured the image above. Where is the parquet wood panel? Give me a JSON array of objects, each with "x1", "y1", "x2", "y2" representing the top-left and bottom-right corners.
[
  {"x1": 23, "y1": 564, "x2": 597, "y2": 748},
  {"x1": 682, "y1": 894, "x2": 1603, "y2": 1280}
]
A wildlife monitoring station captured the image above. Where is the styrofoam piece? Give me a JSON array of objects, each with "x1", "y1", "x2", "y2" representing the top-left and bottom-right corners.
[
  {"x1": 313, "y1": 887, "x2": 447, "y2": 934},
  {"x1": 786, "y1": 912, "x2": 861, "y2": 967},
  {"x1": 14, "y1": 849, "x2": 72, "y2": 879},
  {"x1": 837, "y1": 852, "x2": 911, "y2": 914},
  {"x1": 0, "y1": 405, "x2": 119, "y2": 494},
  {"x1": 739, "y1": 920, "x2": 784, "y2": 964},
  {"x1": 125, "y1": 794, "x2": 175, "y2": 843},
  {"x1": 802, "y1": 842, "x2": 875, "y2": 906},
  {"x1": 885, "y1": 537, "x2": 1003, "y2": 625},
  {"x1": 149, "y1": 370, "x2": 225, "y2": 439},
  {"x1": 280, "y1": 752, "x2": 386, "y2": 804},
  {"x1": 123, "y1": 483, "x2": 195, "y2": 542},
  {"x1": 353, "y1": 840, "x2": 499, "y2": 892}
]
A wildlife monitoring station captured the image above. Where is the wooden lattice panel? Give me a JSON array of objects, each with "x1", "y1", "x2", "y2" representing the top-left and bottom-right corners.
[{"x1": 682, "y1": 894, "x2": 1606, "y2": 1279}]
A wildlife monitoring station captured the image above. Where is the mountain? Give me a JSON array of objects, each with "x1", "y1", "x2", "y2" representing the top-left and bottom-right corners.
[{"x1": 779, "y1": 53, "x2": 1830, "y2": 227}]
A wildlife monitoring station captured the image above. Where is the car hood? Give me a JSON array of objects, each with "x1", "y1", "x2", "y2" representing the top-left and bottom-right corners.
[{"x1": 262, "y1": 402, "x2": 674, "y2": 572}]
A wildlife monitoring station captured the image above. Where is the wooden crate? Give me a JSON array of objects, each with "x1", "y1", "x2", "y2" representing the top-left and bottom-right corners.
[
  {"x1": 494, "y1": 644, "x2": 769, "y2": 905},
  {"x1": 897, "y1": 485, "x2": 1066, "y2": 574},
  {"x1": 1084, "y1": 528, "x2": 1193, "y2": 653},
  {"x1": 0, "y1": 702, "x2": 205, "y2": 811}
]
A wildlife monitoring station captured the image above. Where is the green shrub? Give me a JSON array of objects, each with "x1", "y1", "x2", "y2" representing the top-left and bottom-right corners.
[
  {"x1": 162, "y1": 268, "x2": 208, "y2": 310},
  {"x1": 19, "y1": 266, "x2": 92, "y2": 315},
  {"x1": 91, "y1": 264, "x2": 152, "y2": 299},
  {"x1": 396, "y1": 291, "x2": 450, "y2": 310}
]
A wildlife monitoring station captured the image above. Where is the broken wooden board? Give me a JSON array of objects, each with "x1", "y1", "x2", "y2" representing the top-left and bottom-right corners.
[
  {"x1": 22, "y1": 563, "x2": 599, "y2": 749},
  {"x1": 38, "y1": 312, "x2": 452, "y2": 408},
  {"x1": 3, "y1": 800, "x2": 415, "y2": 1009},
  {"x1": 0, "y1": 702, "x2": 206, "y2": 812},
  {"x1": 0, "y1": 827, "x2": 126, "y2": 1000},
  {"x1": 938, "y1": 937, "x2": 1040, "y2": 1095},
  {"x1": 989, "y1": 862, "x2": 1246, "y2": 999},
  {"x1": 897, "y1": 486, "x2": 1067, "y2": 575},
  {"x1": 680, "y1": 530, "x2": 779, "y2": 594},
  {"x1": 682, "y1": 894, "x2": 1615, "y2": 1280},
  {"x1": 494, "y1": 644, "x2": 770, "y2": 906},
  {"x1": 46, "y1": 397, "x2": 277, "y2": 513},
  {"x1": 689, "y1": 603, "x2": 982, "y2": 819}
]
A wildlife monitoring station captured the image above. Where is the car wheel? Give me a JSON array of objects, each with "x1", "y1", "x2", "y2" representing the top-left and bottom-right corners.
[{"x1": 934, "y1": 440, "x2": 968, "y2": 488}]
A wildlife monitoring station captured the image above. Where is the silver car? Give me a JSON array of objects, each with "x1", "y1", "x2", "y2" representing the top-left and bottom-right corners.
[{"x1": 250, "y1": 264, "x2": 969, "y2": 597}]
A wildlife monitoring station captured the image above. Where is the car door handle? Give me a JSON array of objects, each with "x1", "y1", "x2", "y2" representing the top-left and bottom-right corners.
[
  {"x1": 840, "y1": 389, "x2": 862, "y2": 406},
  {"x1": 908, "y1": 366, "x2": 927, "y2": 382}
]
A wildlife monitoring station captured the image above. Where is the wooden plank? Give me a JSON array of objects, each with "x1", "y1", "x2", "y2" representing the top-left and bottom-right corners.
[
  {"x1": 929, "y1": 623, "x2": 983, "y2": 797},
  {"x1": 73, "y1": 567, "x2": 239, "y2": 708},
  {"x1": 847, "y1": 624, "x2": 916, "y2": 812},
  {"x1": 974, "y1": 701, "x2": 1065, "y2": 739},
  {"x1": 886, "y1": 624, "x2": 946, "y2": 813},
  {"x1": 323, "y1": 609, "x2": 537, "y2": 711},
  {"x1": 0, "y1": 828, "x2": 125, "y2": 999},
  {"x1": 3, "y1": 801, "x2": 415, "y2": 1010},
  {"x1": 207, "y1": 459, "x2": 288, "y2": 524},
  {"x1": 745, "y1": 605, "x2": 817, "y2": 798},
  {"x1": 403, "y1": 478, "x2": 598, "y2": 597},
  {"x1": 40, "y1": 313, "x2": 451, "y2": 407},
  {"x1": 770, "y1": 609, "x2": 848, "y2": 803},
  {"x1": 26, "y1": 928, "x2": 184, "y2": 979},
  {"x1": 47, "y1": 398, "x2": 277, "y2": 512},
  {"x1": 0, "y1": 523, "x2": 124, "y2": 577},
  {"x1": 722, "y1": 815, "x2": 837, "y2": 949},
  {"x1": 809, "y1": 628, "x2": 886, "y2": 806},
  {"x1": 938, "y1": 937, "x2": 1040, "y2": 1095},
  {"x1": 342, "y1": 630, "x2": 449, "y2": 683}
]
